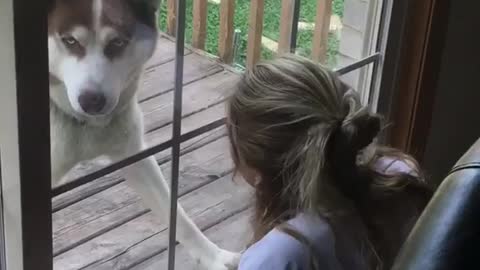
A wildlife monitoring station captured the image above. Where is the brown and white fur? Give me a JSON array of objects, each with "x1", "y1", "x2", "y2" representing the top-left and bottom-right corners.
[{"x1": 48, "y1": 0, "x2": 239, "y2": 269}]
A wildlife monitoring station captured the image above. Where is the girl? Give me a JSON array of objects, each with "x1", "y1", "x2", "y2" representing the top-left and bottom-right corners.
[{"x1": 226, "y1": 55, "x2": 433, "y2": 270}]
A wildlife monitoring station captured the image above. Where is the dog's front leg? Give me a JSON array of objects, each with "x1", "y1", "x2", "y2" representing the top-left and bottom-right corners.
[{"x1": 122, "y1": 154, "x2": 240, "y2": 270}]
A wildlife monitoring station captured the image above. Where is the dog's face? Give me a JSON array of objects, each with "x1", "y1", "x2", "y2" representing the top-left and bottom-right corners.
[{"x1": 48, "y1": 0, "x2": 159, "y2": 119}]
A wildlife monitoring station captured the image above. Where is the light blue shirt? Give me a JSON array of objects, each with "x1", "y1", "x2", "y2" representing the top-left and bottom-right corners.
[
  {"x1": 239, "y1": 157, "x2": 413, "y2": 270},
  {"x1": 239, "y1": 213, "x2": 345, "y2": 270}
]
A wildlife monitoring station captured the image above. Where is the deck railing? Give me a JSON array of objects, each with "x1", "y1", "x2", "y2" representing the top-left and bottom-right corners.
[{"x1": 165, "y1": 0, "x2": 333, "y2": 68}]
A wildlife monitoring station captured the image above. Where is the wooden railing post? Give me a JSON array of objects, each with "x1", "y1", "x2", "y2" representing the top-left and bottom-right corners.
[
  {"x1": 192, "y1": 0, "x2": 208, "y2": 49},
  {"x1": 312, "y1": 0, "x2": 332, "y2": 63},
  {"x1": 218, "y1": 0, "x2": 236, "y2": 63},
  {"x1": 167, "y1": 0, "x2": 176, "y2": 36},
  {"x1": 278, "y1": 0, "x2": 294, "y2": 54},
  {"x1": 247, "y1": 0, "x2": 264, "y2": 68}
]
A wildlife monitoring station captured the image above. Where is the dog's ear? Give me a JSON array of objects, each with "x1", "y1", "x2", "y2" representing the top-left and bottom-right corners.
[
  {"x1": 128, "y1": 0, "x2": 162, "y2": 27},
  {"x1": 48, "y1": 0, "x2": 58, "y2": 14},
  {"x1": 149, "y1": 0, "x2": 162, "y2": 11},
  {"x1": 130, "y1": 0, "x2": 162, "y2": 11}
]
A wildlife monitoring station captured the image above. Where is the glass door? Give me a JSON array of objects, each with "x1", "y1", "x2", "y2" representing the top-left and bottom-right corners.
[{"x1": 0, "y1": 0, "x2": 413, "y2": 269}]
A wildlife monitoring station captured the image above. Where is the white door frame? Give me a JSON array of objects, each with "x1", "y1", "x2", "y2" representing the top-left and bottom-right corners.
[{"x1": 0, "y1": 0, "x2": 53, "y2": 269}]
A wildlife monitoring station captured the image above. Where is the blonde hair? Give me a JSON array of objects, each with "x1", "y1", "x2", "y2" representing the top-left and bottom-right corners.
[{"x1": 227, "y1": 54, "x2": 432, "y2": 269}]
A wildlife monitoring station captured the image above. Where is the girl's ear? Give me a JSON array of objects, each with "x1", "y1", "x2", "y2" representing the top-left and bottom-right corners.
[
  {"x1": 240, "y1": 166, "x2": 262, "y2": 187},
  {"x1": 126, "y1": 0, "x2": 161, "y2": 28}
]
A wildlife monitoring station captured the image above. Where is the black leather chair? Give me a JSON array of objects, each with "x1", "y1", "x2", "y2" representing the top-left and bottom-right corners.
[{"x1": 391, "y1": 138, "x2": 480, "y2": 270}]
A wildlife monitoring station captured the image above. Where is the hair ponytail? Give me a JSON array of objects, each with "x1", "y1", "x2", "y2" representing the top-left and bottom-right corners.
[{"x1": 328, "y1": 95, "x2": 382, "y2": 203}]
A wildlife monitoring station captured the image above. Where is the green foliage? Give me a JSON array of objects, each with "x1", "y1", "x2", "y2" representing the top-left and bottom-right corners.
[{"x1": 158, "y1": 0, "x2": 344, "y2": 68}]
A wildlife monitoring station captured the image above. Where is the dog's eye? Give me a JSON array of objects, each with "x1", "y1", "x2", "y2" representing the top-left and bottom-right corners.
[
  {"x1": 104, "y1": 37, "x2": 130, "y2": 59},
  {"x1": 61, "y1": 36, "x2": 79, "y2": 46},
  {"x1": 110, "y1": 38, "x2": 128, "y2": 48}
]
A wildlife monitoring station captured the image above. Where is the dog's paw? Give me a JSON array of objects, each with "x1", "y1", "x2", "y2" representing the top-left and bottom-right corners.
[{"x1": 198, "y1": 249, "x2": 241, "y2": 270}]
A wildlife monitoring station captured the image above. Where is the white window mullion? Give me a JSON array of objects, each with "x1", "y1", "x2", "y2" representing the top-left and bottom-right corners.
[{"x1": 0, "y1": 0, "x2": 25, "y2": 268}]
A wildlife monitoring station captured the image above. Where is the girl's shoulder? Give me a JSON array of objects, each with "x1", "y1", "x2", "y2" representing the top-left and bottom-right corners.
[
  {"x1": 238, "y1": 214, "x2": 341, "y2": 270},
  {"x1": 238, "y1": 228, "x2": 308, "y2": 270}
]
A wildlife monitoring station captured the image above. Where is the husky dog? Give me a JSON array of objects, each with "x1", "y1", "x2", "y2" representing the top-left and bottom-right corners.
[{"x1": 48, "y1": 0, "x2": 239, "y2": 269}]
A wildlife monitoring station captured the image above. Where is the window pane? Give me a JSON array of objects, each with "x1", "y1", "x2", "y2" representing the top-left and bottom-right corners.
[{"x1": 340, "y1": 62, "x2": 375, "y2": 105}]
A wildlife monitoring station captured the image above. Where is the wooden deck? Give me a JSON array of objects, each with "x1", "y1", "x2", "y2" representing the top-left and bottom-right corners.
[{"x1": 53, "y1": 35, "x2": 254, "y2": 270}]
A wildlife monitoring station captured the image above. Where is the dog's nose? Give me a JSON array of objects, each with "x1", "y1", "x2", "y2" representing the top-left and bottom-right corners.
[{"x1": 78, "y1": 91, "x2": 106, "y2": 115}]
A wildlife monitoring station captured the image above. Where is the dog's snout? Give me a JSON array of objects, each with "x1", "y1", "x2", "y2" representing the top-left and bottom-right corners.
[{"x1": 78, "y1": 91, "x2": 107, "y2": 115}]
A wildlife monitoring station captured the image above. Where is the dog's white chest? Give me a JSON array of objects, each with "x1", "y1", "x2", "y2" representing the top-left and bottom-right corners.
[{"x1": 49, "y1": 103, "x2": 142, "y2": 185}]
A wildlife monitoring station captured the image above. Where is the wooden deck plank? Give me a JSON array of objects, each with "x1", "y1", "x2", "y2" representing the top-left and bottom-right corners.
[
  {"x1": 53, "y1": 170, "x2": 123, "y2": 212},
  {"x1": 142, "y1": 70, "x2": 238, "y2": 133},
  {"x1": 82, "y1": 178, "x2": 251, "y2": 270},
  {"x1": 131, "y1": 209, "x2": 252, "y2": 270},
  {"x1": 145, "y1": 102, "x2": 225, "y2": 147},
  {"x1": 138, "y1": 53, "x2": 223, "y2": 102},
  {"x1": 53, "y1": 175, "x2": 253, "y2": 270},
  {"x1": 53, "y1": 137, "x2": 234, "y2": 256}
]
